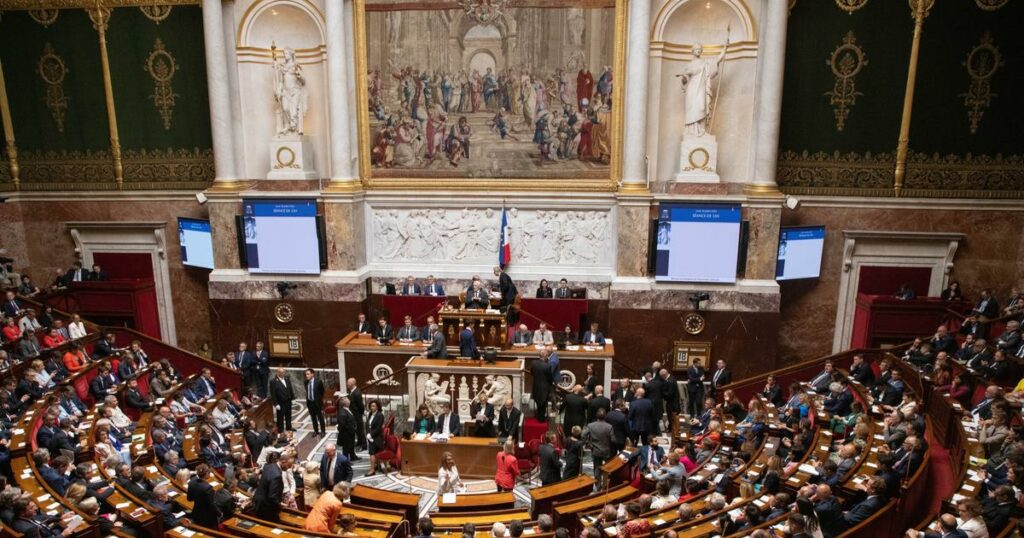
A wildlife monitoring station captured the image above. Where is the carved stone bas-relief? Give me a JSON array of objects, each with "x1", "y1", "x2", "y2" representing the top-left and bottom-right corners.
[{"x1": 369, "y1": 207, "x2": 613, "y2": 268}]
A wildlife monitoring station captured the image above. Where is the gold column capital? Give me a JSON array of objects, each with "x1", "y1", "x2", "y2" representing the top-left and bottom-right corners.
[{"x1": 0, "y1": 58, "x2": 20, "y2": 188}]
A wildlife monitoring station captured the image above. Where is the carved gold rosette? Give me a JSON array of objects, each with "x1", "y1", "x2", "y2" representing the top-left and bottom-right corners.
[
  {"x1": 144, "y1": 38, "x2": 179, "y2": 130},
  {"x1": 36, "y1": 43, "x2": 69, "y2": 133},
  {"x1": 960, "y1": 32, "x2": 1002, "y2": 135},
  {"x1": 28, "y1": 9, "x2": 59, "y2": 26},
  {"x1": 140, "y1": 5, "x2": 172, "y2": 23},
  {"x1": 824, "y1": 31, "x2": 867, "y2": 132},
  {"x1": 834, "y1": 0, "x2": 868, "y2": 14}
]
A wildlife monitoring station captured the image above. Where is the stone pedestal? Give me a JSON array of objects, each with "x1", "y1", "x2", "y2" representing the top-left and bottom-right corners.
[
  {"x1": 267, "y1": 135, "x2": 318, "y2": 180},
  {"x1": 673, "y1": 134, "x2": 720, "y2": 183}
]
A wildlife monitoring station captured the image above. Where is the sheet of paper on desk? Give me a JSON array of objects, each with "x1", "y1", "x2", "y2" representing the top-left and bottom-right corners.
[
  {"x1": 442, "y1": 493, "x2": 457, "y2": 504},
  {"x1": 414, "y1": 433, "x2": 428, "y2": 441}
]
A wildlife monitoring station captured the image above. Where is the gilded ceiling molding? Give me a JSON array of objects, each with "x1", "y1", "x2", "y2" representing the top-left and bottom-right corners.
[
  {"x1": 961, "y1": 32, "x2": 1002, "y2": 135},
  {"x1": 824, "y1": 31, "x2": 867, "y2": 132},
  {"x1": 834, "y1": 0, "x2": 867, "y2": 14},
  {"x1": 28, "y1": 9, "x2": 60, "y2": 26},
  {"x1": 139, "y1": 5, "x2": 172, "y2": 23},
  {"x1": 975, "y1": 0, "x2": 1008, "y2": 10},
  {"x1": 0, "y1": 0, "x2": 196, "y2": 9},
  {"x1": 36, "y1": 43, "x2": 70, "y2": 133},
  {"x1": 144, "y1": 38, "x2": 179, "y2": 130}
]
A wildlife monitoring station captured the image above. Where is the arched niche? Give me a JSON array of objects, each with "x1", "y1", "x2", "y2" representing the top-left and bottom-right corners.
[
  {"x1": 651, "y1": 0, "x2": 756, "y2": 45},
  {"x1": 447, "y1": 11, "x2": 517, "y2": 71},
  {"x1": 237, "y1": 0, "x2": 326, "y2": 54}
]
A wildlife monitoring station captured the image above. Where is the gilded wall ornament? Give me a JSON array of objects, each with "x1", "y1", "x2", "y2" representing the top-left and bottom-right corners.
[
  {"x1": 28, "y1": 9, "x2": 59, "y2": 26},
  {"x1": 960, "y1": 32, "x2": 1003, "y2": 135},
  {"x1": 140, "y1": 5, "x2": 172, "y2": 23},
  {"x1": 834, "y1": 0, "x2": 868, "y2": 14},
  {"x1": 16, "y1": 147, "x2": 213, "y2": 188},
  {"x1": 36, "y1": 43, "x2": 69, "y2": 133},
  {"x1": 908, "y1": 0, "x2": 934, "y2": 18},
  {"x1": 824, "y1": 31, "x2": 867, "y2": 132},
  {"x1": 143, "y1": 38, "x2": 179, "y2": 130},
  {"x1": 86, "y1": 5, "x2": 111, "y2": 31},
  {"x1": 975, "y1": 0, "x2": 1007, "y2": 10}
]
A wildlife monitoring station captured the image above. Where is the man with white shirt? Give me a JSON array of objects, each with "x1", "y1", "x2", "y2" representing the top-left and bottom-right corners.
[
  {"x1": 532, "y1": 322, "x2": 554, "y2": 346},
  {"x1": 18, "y1": 309, "x2": 42, "y2": 334},
  {"x1": 435, "y1": 402, "x2": 462, "y2": 437},
  {"x1": 709, "y1": 359, "x2": 731, "y2": 397},
  {"x1": 305, "y1": 369, "x2": 326, "y2": 438},
  {"x1": 423, "y1": 275, "x2": 445, "y2": 297},
  {"x1": 397, "y1": 315, "x2": 420, "y2": 342},
  {"x1": 64, "y1": 261, "x2": 88, "y2": 284},
  {"x1": 582, "y1": 322, "x2": 605, "y2": 346},
  {"x1": 511, "y1": 324, "x2": 532, "y2": 345}
]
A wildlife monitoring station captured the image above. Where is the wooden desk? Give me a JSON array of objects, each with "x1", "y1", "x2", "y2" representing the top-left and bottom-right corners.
[
  {"x1": 401, "y1": 436, "x2": 501, "y2": 479},
  {"x1": 435, "y1": 491, "x2": 516, "y2": 512},
  {"x1": 430, "y1": 508, "x2": 532, "y2": 528},
  {"x1": 350, "y1": 485, "x2": 421, "y2": 524},
  {"x1": 529, "y1": 475, "x2": 595, "y2": 518},
  {"x1": 552, "y1": 484, "x2": 637, "y2": 533},
  {"x1": 438, "y1": 308, "x2": 508, "y2": 348}
]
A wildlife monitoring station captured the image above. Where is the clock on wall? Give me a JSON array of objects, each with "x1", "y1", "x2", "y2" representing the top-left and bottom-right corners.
[
  {"x1": 684, "y1": 313, "x2": 706, "y2": 335},
  {"x1": 274, "y1": 303, "x2": 295, "y2": 324}
]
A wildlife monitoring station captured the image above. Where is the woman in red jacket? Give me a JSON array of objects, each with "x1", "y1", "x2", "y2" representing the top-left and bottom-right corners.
[
  {"x1": 494, "y1": 439, "x2": 519, "y2": 492},
  {"x1": 2, "y1": 317, "x2": 21, "y2": 342}
]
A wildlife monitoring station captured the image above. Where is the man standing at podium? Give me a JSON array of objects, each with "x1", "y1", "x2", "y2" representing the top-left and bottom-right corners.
[
  {"x1": 465, "y1": 280, "x2": 489, "y2": 309},
  {"x1": 493, "y1": 266, "x2": 518, "y2": 310}
]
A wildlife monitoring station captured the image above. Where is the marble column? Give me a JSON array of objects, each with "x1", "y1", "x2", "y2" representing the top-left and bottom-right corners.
[
  {"x1": 620, "y1": 0, "x2": 651, "y2": 193},
  {"x1": 343, "y1": 0, "x2": 360, "y2": 177},
  {"x1": 202, "y1": 0, "x2": 238, "y2": 182},
  {"x1": 326, "y1": 0, "x2": 355, "y2": 184},
  {"x1": 746, "y1": 0, "x2": 788, "y2": 195},
  {"x1": 222, "y1": 0, "x2": 247, "y2": 179}
]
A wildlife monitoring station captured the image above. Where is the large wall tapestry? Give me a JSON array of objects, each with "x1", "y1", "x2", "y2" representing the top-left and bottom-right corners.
[{"x1": 355, "y1": 0, "x2": 625, "y2": 190}]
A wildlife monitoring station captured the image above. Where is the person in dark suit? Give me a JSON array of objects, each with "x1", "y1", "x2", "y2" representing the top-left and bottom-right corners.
[
  {"x1": 645, "y1": 373, "x2": 664, "y2": 435},
  {"x1": 10, "y1": 497, "x2": 68, "y2": 538},
  {"x1": 459, "y1": 325, "x2": 478, "y2": 359},
  {"x1": 254, "y1": 341, "x2": 271, "y2": 398},
  {"x1": 365, "y1": 400, "x2": 385, "y2": 476},
  {"x1": 319, "y1": 444, "x2": 353, "y2": 489},
  {"x1": 709, "y1": 360, "x2": 731, "y2": 397},
  {"x1": 401, "y1": 275, "x2": 421, "y2": 296},
  {"x1": 356, "y1": 313, "x2": 372, "y2": 335},
  {"x1": 630, "y1": 436, "x2": 665, "y2": 473},
  {"x1": 337, "y1": 395, "x2": 358, "y2": 460},
  {"x1": 470, "y1": 392, "x2": 495, "y2": 437},
  {"x1": 980, "y1": 485, "x2": 1016, "y2": 534},
  {"x1": 236, "y1": 342, "x2": 255, "y2": 389},
  {"x1": 581, "y1": 322, "x2": 605, "y2": 346},
  {"x1": 535, "y1": 279, "x2": 553, "y2": 298},
  {"x1": 627, "y1": 388, "x2": 654, "y2": 445},
  {"x1": 610, "y1": 378, "x2": 633, "y2": 403},
  {"x1": 92, "y1": 332, "x2": 117, "y2": 359},
  {"x1": 64, "y1": 261, "x2": 88, "y2": 284},
  {"x1": 560, "y1": 385, "x2": 589, "y2": 434},
  {"x1": 497, "y1": 398, "x2": 521, "y2": 441},
  {"x1": 35, "y1": 416, "x2": 59, "y2": 452},
  {"x1": 808, "y1": 360, "x2": 836, "y2": 393},
  {"x1": 823, "y1": 382, "x2": 853, "y2": 416},
  {"x1": 435, "y1": 402, "x2": 462, "y2": 436},
  {"x1": 659, "y1": 369, "x2": 681, "y2": 421},
  {"x1": 538, "y1": 433, "x2": 562, "y2": 485},
  {"x1": 397, "y1": 315, "x2": 420, "y2": 341},
  {"x1": 347, "y1": 378, "x2": 366, "y2": 451},
  {"x1": 493, "y1": 266, "x2": 518, "y2": 310},
  {"x1": 89, "y1": 363, "x2": 116, "y2": 400},
  {"x1": 423, "y1": 275, "x2": 445, "y2": 297},
  {"x1": 554, "y1": 278, "x2": 572, "y2": 299},
  {"x1": 188, "y1": 461, "x2": 220, "y2": 524},
  {"x1": 48, "y1": 418, "x2": 79, "y2": 459},
  {"x1": 605, "y1": 400, "x2": 628, "y2": 453},
  {"x1": 124, "y1": 379, "x2": 153, "y2": 412},
  {"x1": 421, "y1": 324, "x2": 448, "y2": 359},
  {"x1": 465, "y1": 280, "x2": 489, "y2": 309},
  {"x1": 270, "y1": 368, "x2": 294, "y2": 431},
  {"x1": 374, "y1": 317, "x2": 394, "y2": 344},
  {"x1": 1, "y1": 291, "x2": 22, "y2": 318},
  {"x1": 530, "y1": 354, "x2": 553, "y2": 422},
  {"x1": 849, "y1": 354, "x2": 875, "y2": 385},
  {"x1": 588, "y1": 386, "x2": 611, "y2": 423},
  {"x1": 86, "y1": 264, "x2": 108, "y2": 281},
  {"x1": 253, "y1": 456, "x2": 288, "y2": 522},
  {"x1": 909, "y1": 514, "x2": 968, "y2": 538},
  {"x1": 843, "y1": 476, "x2": 887, "y2": 528},
  {"x1": 150, "y1": 483, "x2": 184, "y2": 529},
  {"x1": 686, "y1": 359, "x2": 706, "y2": 417},
  {"x1": 35, "y1": 451, "x2": 68, "y2": 495},
  {"x1": 511, "y1": 324, "x2": 533, "y2": 345},
  {"x1": 304, "y1": 369, "x2": 326, "y2": 437}
]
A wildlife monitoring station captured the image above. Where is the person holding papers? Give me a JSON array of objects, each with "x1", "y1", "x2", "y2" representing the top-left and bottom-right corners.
[
  {"x1": 532, "y1": 322, "x2": 554, "y2": 346},
  {"x1": 437, "y1": 451, "x2": 465, "y2": 495},
  {"x1": 582, "y1": 322, "x2": 605, "y2": 346},
  {"x1": 423, "y1": 275, "x2": 445, "y2": 297},
  {"x1": 435, "y1": 402, "x2": 462, "y2": 437},
  {"x1": 397, "y1": 315, "x2": 420, "y2": 342}
]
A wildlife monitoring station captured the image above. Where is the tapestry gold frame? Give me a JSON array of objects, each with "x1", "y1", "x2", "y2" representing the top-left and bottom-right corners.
[{"x1": 352, "y1": 0, "x2": 627, "y2": 192}]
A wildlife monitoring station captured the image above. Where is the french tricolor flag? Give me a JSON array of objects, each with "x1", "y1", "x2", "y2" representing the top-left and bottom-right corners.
[{"x1": 498, "y1": 207, "x2": 511, "y2": 268}]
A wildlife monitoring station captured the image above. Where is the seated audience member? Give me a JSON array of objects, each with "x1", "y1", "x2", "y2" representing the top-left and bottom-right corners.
[
  {"x1": 980, "y1": 485, "x2": 1016, "y2": 533},
  {"x1": 17, "y1": 275, "x2": 41, "y2": 298},
  {"x1": 554, "y1": 278, "x2": 572, "y2": 299},
  {"x1": 18, "y1": 308, "x2": 42, "y2": 334},
  {"x1": 65, "y1": 261, "x2": 88, "y2": 283},
  {"x1": 823, "y1": 382, "x2": 853, "y2": 417},
  {"x1": 423, "y1": 275, "x2": 444, "y2": 296},
  {"x1": 906, "y1": 513, "x2": 968, "y2": 538},
  {"x1": 41, "y1": 327, "x2": 66, "y2": 349},
  {"x1": 995, "y1": 320, "x2": 1022, "y2": 355},
  {"x1": 904, "y1": 340, "x2": 935, "y2": 369},
  {"x1": 964, "y1": 339, "x2": 993, "y2": 372},
  {"x1": 559, "y1": 325, "x2": 577, "y2": 346},
  {"x1": 355, "y1": 313, "x2": 372, "y2": 334},
  {"x1": 536, "y1": 279, "x2": 553, "y2": 298},
  {"x1": 61, "y1": 343, "x2": 89, "y2": 373},
  {"x1": 941, "y1": 281, "x2": 963, "y2": 301},
  {"x1": 878, "y1": 369, "x2": 906, "y2": 408},
  {"x1": 1, "y1": 317, "x2": 20, "y2": 343},
  {"x1": 843, "y1": 476, "x2": 888, "y2": 528},
  {"x1": 396, "y1": 315, "x2": 420, "y2": 342},
  {"x1": 808, "y1": 360, "x2": 836, "y2": 393},
  {"x1": 929, "y1": 325, "x2": 958, "y2": 355},
  {"x1": 465, "y1": 280, "x2": 489, "y2": 309},
  {"x1": 67, "y1": 314, "x2": 87, "y2": 340},
  {"x1": 373, "y1": 316, "x2": 393, "y2": 343},
  {"x1": 972, "y1": 385, "x2": 1005, "y2": 421},
  {"x1": 984, "y1": 350, "x2": 1012, "y2": 382},
  {"x1": 761, "y1": 375, "x2": 784, "y2": 406},
  {"x1": 2, "y1": 291, "x2": 24, "y2": 318},
  {"x1": 400, "y1": 275, "x2": 421, "y2": 295},
  {"x1": 532, "y1": 322, "x2": 554, "y2": 346},
  {"x1": 895, "y1": 283, "x2": 916, "y2": 300},
  {"x1": 511, "y1": 324, "x2": 532, "y2": 345},
  {"x1": 582, "y1": 322, "x2": 605, "y2": 346}
]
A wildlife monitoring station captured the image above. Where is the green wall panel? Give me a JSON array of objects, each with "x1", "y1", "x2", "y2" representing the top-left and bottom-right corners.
[
  {"x1": 0, "y1": 10, "x2": 108, "y2": 153},
  {"x1": 780, "y1": 0, "x2": 912, "y2": 155},
  {"x1": 107, "y1": 6, "x2": 212, "y2": 151}
]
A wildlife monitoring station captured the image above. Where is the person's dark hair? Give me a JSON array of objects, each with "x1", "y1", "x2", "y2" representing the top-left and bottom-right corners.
[
  {"x1": 554, "y1": 528, "x2": 570, "y2": 538},
  {"x1": 417, "y1": 517, "x2": 434, "y2": 536},
  {"x1": 461, "y1": 523, "x2": 476, "y2": 537},
  {"x1": 509, "y1": 520, "x2": 524, "y2": 537}
]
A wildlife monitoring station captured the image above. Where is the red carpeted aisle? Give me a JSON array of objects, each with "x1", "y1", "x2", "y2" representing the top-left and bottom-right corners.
[{"x1": 925, "y1": 428, "x2": 955, "y2": 515}]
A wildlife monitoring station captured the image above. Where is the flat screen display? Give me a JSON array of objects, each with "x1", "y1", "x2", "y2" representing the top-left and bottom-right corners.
[
  {"x1": 241, "y1": 199, "x2": 321, "y2": 274},
  {"x1": 776, "y1": 226, "x2": 826, "y2": 281},
  {"x1": 177, "y1": 218, "x2": 214, "y2": 270},
  {"x1": 654, "y1": 203, "x2": 741, "y2": 283}
]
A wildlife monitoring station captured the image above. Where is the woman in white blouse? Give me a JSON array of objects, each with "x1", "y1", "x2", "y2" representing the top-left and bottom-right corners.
[
  {"x1": 280, "y1": 452, "x2": 299, "y2": 509},
  {"x1": 437, "y1": 451, "x2": 464, "y2": 495},
  {"x1": 68, "y1": 314, "x2": 87, "y2": 340},
  {"x1": 955, "y1": 499, "x2": 989, "y2": 538},
  {"x1": 210, "y1": 399, "x2": 236, "y2": 431}
]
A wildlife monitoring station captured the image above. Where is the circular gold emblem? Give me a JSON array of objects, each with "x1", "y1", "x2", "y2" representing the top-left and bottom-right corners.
[
  {"x1": 274, "y1": 303, "x2": 294, "y2": 323},
  {"x1": 688, "y1": 148, "x2": 710, "y2": 170},
  {"x1": 684, "y1": 313, "x2": 706, "y2": 335},
  {"x1": 276, "y1": 146, "x2": 296, "y2": 168}
]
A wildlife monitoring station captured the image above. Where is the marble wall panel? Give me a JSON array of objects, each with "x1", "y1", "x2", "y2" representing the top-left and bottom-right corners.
[
  {"x1": 208, "y1": 200, "x2": 240, "y2": 271},
  {"x1": 0, "y1": 203, "x2": 28, "y2": 278},
  {"x1": 743, "y1": 206, "x2": 782, "y2": 280},
  {"x1": 324, "y1": 201, "x2": 365, "y2": 271},
  {"x1": 616, "y1": 204, "x2": 650, "y2": 277}
]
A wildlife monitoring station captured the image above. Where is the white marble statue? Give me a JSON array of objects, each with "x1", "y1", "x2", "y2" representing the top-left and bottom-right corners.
[
  {"x1": 424, "y1": 373, "x2": 450, "y2": 416},
  {"x1": 678, "y1": 39, "x2": 728, "y2": 138},
  {"x1": 479, "y1": 375, "x2": 512, "y2": 407},
  {"x1": 273, "y1": 47, "x2": 308, "y2": 136}
]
